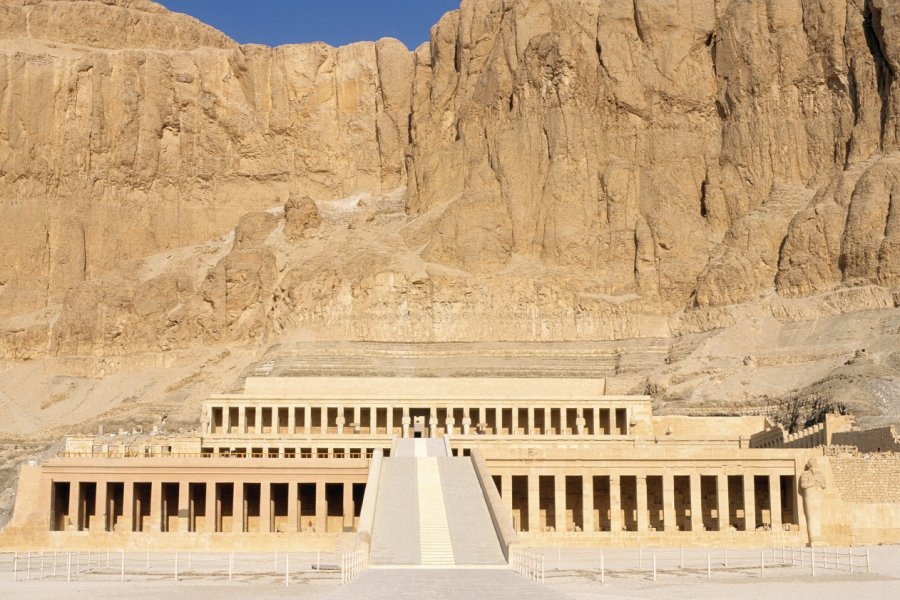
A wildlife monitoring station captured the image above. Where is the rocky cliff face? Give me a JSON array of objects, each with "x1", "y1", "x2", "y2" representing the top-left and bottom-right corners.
[{"x1": 0, "y1": 0, "x2": 898, "y2": 429}]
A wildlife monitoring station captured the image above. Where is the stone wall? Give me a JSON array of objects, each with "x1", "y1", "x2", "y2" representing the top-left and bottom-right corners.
[
  {"x1": 652, "y1": 416, "x2": 765, "y2": 441},
  {"x1": 830, "y1": 454, "x2": 900, "y2": 504},
  {"x1": 832, "y1": 427, "x2": 900, "y2": 454}
]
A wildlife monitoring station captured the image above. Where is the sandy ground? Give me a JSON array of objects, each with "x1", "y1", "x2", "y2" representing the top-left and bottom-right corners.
[
  {"x1": 543, "y1": 545, "x2": 900, "y2": 600},
  {"x1": 0, "y1": 545, "x2": 897, "y2": 599}
]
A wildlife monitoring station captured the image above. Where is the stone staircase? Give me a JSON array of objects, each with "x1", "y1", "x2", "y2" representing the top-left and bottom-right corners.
[{"x1": 416, "y1": 457, "x2": 455, "y2": 565}]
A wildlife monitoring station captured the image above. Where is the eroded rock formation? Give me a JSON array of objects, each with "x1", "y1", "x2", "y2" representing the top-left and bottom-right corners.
[{"x1": 0, "y1": 0, "x2": 898, "y2": 433}]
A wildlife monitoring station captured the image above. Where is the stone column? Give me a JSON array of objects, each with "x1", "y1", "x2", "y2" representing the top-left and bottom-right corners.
[
  {"x1": 386, "y1": 407, "x2": 394, "y2": 435},
  {"x1": 287, "y1": 483, "x2": 299, "y2": 532},
  {"x1": 178, "y1": 481, "x2": 191, "y2": 532},
  {"x1": 343, "y1": 483, "x2": 355, "y2": 531},
  {"x1": 93, "y1": 481, "x2": 108, "y2": 532},
  {"x1": 770, "y1": 474, "x2": 782, "y2": 530},
  {"x1": 527, "y1": 407, "x2": 535, "y2": 435},
  {"x1": 256, "y1": 407, "x2": 263, "y2": 435},
  {"x1": 223, "y1": 407, "x2": 231, "y2": 435},
  {"x1": 689, "y1": 473, "x2": 702, "y2": 532},
  {"x1": 336, "y1": 408, "x2": 346, "y2": 435},
  {"x1": 554, "y1": 475, "x2": 567, "y2": 532},
  {"x1": 501, "y1": 473, "x2": 513, "y2": 514},
  {"x1": 662, "y1": 472, "x2": 676, "y2": 532},
  {"x1": 636, "y1": 475, "x2": 648, "y2": 532},
  {"x1": 582, "y1": 475, "x2": 595, "y2": 533},
  {"x1": 122, "y1": 481, "x2": 134, "y2": 533},
  {"x1": 544, "y1": 408, "x2": 552, "y2": 434},
  {"x1": 717, "y1": 473, "x2": 729, "y2": 531},
  {"x1": 478, "y1": 407, "x2": 487, "y2": 432},
  {"x1": 205, "y1": 483, "x2": 216, "y2": 533},
  {"x1": 743, "y1": 474, "x2": 756, "y2": 531},
  {"x1": 149, "y1": 481, "x2": 162, "y2": 532},
  {"x1": 527, "y1": 474, "x2": 541, "y2": 533},
  {"x1": 351, "y1": 406, "x2": 360, "y2": 433},
  {"x1": 560, "y1": 407, "x2": 568, "y2": 435},
  {"x1": 315, "y1": 482, "x2": 327, "y2": 533},
  {"x1": 288, "y1": 406, "x2": 297, "y2": 435},
  {"x1": 609, "y1": 475, "x2": 622, "y2": 532},
  {"x1": 511, "y1": 407, "x2": 519, "y2": 435},
  {"x1": 260, "y1": 482, "x2": 272, "y2": 533},
  {"x1": 445, "y1": 416, "x2": 455, "y2": 436},
  {"x1": 304, "y1": 406, "x2": 312, "y2": 435},
  {"x1": 320, "y1": 407, "x2": 328, "y2": 435},
  {"x1": 238, "y1": 406, "x2": 247, "y2": 435},
  {"x1": 232, "y1": 483, "x2": 244, "y2": 533},
  {"x1": 592, "y1": 408, "x2": 600, "y2": 437}
]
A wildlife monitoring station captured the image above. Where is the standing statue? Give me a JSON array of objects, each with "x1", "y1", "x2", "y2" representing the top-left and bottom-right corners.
[
  {"x1": 799, "y1": 457, "x2": 828, "y2": 546},
  {"x1": 462, "y1": 415, "x2": 472, "y2": 436},
  {"x1": 428, "y1": 415, "x2": 438, "y2": 438},
  {"x1": 401, "y1": 415, "x2": 411, "y2": 438}
]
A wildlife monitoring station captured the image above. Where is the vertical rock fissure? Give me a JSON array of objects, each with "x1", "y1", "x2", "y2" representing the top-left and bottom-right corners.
[{"x1": 863, "y1": 0, "x2": 895, "y2": 150}]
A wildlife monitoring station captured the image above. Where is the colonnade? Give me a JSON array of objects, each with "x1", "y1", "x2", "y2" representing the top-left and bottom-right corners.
[
  {"x1": 495, "y1": 471, "x2": 798, "y2": 534},
  {"x1": 50, "y1": 479, "x2": 363, "y2": 535},
  {"x1": 206, "y1": 403, "x2": 632, "y2": 437}
]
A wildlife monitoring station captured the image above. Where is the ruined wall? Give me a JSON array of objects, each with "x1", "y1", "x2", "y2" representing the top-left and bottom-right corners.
[{"x1": 832, "y1": 426, "x2": 900, "y2": 453}]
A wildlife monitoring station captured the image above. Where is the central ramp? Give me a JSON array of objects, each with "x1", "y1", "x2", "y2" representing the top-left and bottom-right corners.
[{"x1": 368, "y1": 439, "x2": 506, "y2": 567}]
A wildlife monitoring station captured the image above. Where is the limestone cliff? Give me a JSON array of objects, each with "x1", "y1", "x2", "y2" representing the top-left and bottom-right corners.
[{"x1": 0, "y1": 0, "x2": 898, "y2": 435}]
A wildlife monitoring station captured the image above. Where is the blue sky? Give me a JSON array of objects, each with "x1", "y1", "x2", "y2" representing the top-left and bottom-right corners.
[{"x1": 159, "y1": 1, "x2": 461, "y2": 49}]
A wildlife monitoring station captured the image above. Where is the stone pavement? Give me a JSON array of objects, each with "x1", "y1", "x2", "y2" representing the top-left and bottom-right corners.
[{"x1": 326, "y1": 568, "x2": 569, "y2": 599}]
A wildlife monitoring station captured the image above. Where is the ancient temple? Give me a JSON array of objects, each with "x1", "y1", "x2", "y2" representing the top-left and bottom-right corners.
[{"x1": 3, "y1": 375, "x2": 900, "y2": 557}]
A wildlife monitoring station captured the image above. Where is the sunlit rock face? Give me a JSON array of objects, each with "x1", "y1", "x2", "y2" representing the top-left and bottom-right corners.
[{"x1": 0, "y1": 0, "x2": 897, "y2": 418}]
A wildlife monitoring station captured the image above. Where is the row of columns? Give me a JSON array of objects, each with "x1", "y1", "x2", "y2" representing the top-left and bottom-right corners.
[
  {"x1": 497, "y1": 472, "x2": 790, "y2": 533},
  {"x1": 57, "y1": 480, "x2": 358, "y2": 535},
  {"x1": 208, "y1": 404, "x2": 629, "y2": 437},
  {"x1": 203, "y1": 446, "x2": 377, "y2": 458}
]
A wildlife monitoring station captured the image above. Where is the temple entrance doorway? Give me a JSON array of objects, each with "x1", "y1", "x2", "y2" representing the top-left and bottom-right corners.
[{"x1": 411, "y1": 409, "x2": 429, "y2": 438}]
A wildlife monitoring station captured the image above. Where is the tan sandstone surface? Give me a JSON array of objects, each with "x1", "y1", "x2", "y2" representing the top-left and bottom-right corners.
[{"x1": 1, "y1": 0, "x2": 900, "y2": 520}]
